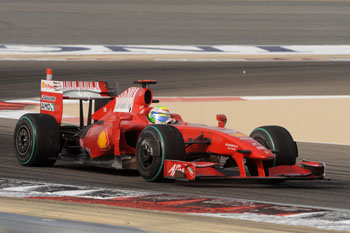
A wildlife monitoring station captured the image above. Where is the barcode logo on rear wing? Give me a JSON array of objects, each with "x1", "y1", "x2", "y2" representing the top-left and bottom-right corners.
[{"x1": 62, "y1": 81, "x2": 116, "y2": 99}]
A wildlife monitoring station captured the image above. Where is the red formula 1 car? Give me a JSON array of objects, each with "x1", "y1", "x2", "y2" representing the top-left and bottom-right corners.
[{"x1": 14, "y1": 76, "x2": 326, "y2": 183}]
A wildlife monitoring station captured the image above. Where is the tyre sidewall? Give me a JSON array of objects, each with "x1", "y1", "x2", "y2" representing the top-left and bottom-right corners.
[
  {"x1": 14, "y1": 116, "x2": 36, "y2": 165},
  {"x1": 14, "y1": 114, "x2": 60, "y2": 166},
  {"x1": 136, "y1": 125, "x2": 185, "y2": 182},
  {"x1": 136, "y1": 127, "x2": 164, "y2": 181}
]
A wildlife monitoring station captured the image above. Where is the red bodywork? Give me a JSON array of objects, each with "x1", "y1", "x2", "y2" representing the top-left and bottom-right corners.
[{"x1": 40, "y1": 79, "x2": 326, "y2": 182}]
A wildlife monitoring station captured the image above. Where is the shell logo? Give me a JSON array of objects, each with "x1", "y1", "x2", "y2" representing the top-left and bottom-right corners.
[
  {"x1": 231, "y1": 133, "x2": 246, "y2": 138},
  {"x1": 97, "y1": 130, "x2": 109, "y2": 150}
]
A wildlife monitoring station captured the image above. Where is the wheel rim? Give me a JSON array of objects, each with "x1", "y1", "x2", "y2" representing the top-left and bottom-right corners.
[
  {"x1": 16, "y1": 125, "x2": 31, "y2": 157},
  {"x1": 139, "y1": 139, "x2": 157, "y2": 169}
]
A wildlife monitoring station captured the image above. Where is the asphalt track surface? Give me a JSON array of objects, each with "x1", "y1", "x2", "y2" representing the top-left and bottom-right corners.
[
  {"x1": 1, "y1": 61, "x2": 350, "y2": 210},
  {"x1": 1, "y1": 0, "x2": 350, "y2": 45},
  {"x1": 0, "y1": 212, "x2": 143, "y2": 233},
  {"x1": 2, "y1": 61, "x2": 350, "y2": 99}
]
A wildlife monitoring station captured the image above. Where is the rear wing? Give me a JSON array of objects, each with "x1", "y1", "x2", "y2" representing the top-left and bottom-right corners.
[{"x1": 40, "y1": 79, "x2": 117, "y2": 126}]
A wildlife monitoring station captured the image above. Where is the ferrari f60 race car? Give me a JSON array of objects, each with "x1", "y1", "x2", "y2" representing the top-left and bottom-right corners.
[{"x1": 14, "y1": 75, "x2": 326, "y2": 183}]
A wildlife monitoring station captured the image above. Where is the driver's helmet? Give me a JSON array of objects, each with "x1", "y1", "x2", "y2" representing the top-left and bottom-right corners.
[{"x1": 148, "y1": 106, "x2": 171, "y2": 124}]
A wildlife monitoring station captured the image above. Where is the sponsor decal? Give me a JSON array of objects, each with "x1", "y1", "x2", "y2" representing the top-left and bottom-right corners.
[
  {"x1": 231, "y1": 133, "x2": 246, "y2": 137},
  {"x1": 41, "y1": 102, "x2": 55, "y2": 111},
  {"x1": 43, "y1": 82, "x2": 56, "y2": 89},
  {"x1": 225, "y1": 143, "x2": 238, "y2": 151},
  {"x1": 251, "y1": 142, "x2": 269, "y2": 150},
  {"x1": 114, "y1": 87, "x2": 139, "y2": 112},
  {"x1": 168, "y1": 164, "x2": 185, "y2": 176},
  {"x1": 97, "y1": 130, "x2": 110, "y2": 150},
  {"x1": 41, "y1": 95, "x2": 56, "y2": 102},
  {"x1": 62, "y1": 81, "x2": 107, "y2": 98},
  {"x1": 41, "y1": 80, "x2": 63, "y2": 93},
  {"x1": 63, "y1": 81, "x2": 101, "y2": 92},
  {"x1": 187, "y1": 167, "x2": 194, "y2": 175}
]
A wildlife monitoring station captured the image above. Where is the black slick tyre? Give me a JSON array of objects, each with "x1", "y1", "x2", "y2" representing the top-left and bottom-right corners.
[
  {"x1": 136, "y1": 125, "x2": 185, "y2": 182},
  {"x1": 14, "y1": 113, "x2": 60, "y2": 166},
  {"x1": 247, "y1": 126, "x2": 298, "y2": 183}
]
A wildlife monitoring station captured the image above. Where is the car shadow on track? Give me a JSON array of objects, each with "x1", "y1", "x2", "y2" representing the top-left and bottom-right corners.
[
  {"x1": 172, "y1": 179, "x2": 343, "y2": 190},
  {"x1": 54, "y1": 162, "x2": 140, "y2": 177}
]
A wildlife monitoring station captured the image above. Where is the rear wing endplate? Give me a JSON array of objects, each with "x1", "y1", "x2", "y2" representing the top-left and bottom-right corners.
[{"x1": 40, "y1": 80, "x2": 117, "y2": 126}]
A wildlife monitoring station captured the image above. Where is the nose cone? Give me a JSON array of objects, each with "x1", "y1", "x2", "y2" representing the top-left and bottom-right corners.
[{"x1": 250, "y1": 149, "x2": 275, "y2": 160}]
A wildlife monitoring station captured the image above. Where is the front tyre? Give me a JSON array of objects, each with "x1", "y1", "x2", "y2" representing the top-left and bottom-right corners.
[
  {"x1": 14, "y1": 114, "x2": 60, "y2": 166},
  {"x1": 247, "y1": 126, "x2": 298, "y2": 183},
  {"x1": 136, "y1": 125, "x2": 185, "y2": 182}
]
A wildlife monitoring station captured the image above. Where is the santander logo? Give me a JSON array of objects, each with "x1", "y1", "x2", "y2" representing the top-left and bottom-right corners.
[{"x1": 168, "y1": 164, "x2": 185, "y2": 176}]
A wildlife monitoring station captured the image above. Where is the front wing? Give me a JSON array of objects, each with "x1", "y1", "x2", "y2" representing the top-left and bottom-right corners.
[{"x1": 163, "y1": 160, "x2": 326, "y2": 181}]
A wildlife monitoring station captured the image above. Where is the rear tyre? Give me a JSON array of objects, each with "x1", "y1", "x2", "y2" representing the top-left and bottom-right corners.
[
  {"x1": 246, "y1": 126, "x2": 298, "y2": 183},
  {"x1": 136, "y1": 125, "x2": 185, "y2": 182},
  {"x1": 14, "y1": 114, "x2": 60, "y2": 166}
]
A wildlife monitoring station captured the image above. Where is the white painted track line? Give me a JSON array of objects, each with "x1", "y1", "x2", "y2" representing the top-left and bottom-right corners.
[
  {"x1": 1, "y1": 45, "x2": 350, "y2": 55},
  {"x1": 1, "y1": 45, "x2": 350, "y2": 61}
]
